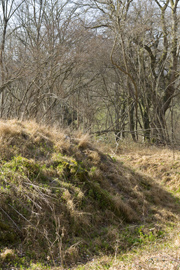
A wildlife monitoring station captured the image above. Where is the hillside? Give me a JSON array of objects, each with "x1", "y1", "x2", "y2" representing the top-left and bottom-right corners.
[{"x1": 0, "y1": 120, "x2": 180, "y2": 269}]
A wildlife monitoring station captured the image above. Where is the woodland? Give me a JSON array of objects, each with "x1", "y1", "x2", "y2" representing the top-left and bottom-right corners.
[
  {"x1": 0, "y1": 0, "x2": 179, "y2": 145},
  {"x1": 1, "y1": 1, "x2": 180, "y2": 269}
]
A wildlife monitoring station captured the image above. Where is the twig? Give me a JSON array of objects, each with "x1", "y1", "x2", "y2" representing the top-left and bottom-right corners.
[{"x1": 0, "y1": 206, "x2": 22, "y2": 233}]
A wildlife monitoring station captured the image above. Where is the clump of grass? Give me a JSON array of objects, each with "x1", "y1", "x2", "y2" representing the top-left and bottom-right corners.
[
  {"x1": 0, "y1": 248, "x2": 16, "y2": 261},
  {"x1": 75, "y1": 132, "x2": 91, "y2": 149}
]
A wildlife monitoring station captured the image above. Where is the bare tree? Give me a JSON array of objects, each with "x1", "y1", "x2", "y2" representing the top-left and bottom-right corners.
[
  {"x1": 0, "y1": 0, "x2": 25, "y2": 116},
  {"x1": 76, "y1": 0, "x2": 180, "y2": 143}
]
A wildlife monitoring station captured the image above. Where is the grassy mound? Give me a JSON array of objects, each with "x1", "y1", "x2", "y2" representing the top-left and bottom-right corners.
[{"x1": 0, "y1": 120, "x2": 180, "y2": 269}]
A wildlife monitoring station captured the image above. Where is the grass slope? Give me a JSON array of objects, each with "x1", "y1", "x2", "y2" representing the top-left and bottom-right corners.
[{"x1": 0, "y1": 120, "x2": 180, "y2": 269}]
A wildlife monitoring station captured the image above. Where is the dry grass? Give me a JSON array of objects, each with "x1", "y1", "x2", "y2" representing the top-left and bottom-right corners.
[
  {"x1": 0, "y1": 248, "x2": 16, "y2": 261},
  {"x1": 0, "y1": 120, "x2": 180, "y2": 269},
  {"x1": 71, "y1": 222, "x2": 180, "y2": 270},
  {"x1": 117, "y1": 142, "x2": 180, "y2": 195},
  {"x1": 111, "y1": 228, "x2": 180, "y2": 269}
]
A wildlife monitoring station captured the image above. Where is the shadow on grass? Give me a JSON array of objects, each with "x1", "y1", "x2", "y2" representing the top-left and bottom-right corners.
[{"x1": 1, "y1": 144, "x2": 180, "y2": 269}]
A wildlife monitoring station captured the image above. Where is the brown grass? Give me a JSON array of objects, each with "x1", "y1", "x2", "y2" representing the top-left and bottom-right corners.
[
  {"x1": 1, "y1": 120, "x2": 180, "y2": 269},
  {"x1": 117, "y1": 143, "x2": 180, "y2": 195}
]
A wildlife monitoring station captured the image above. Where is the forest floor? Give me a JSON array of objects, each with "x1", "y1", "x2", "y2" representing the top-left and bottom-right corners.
[{"x1": 0, "y1": 121, "x2": 180, "y2": 269}]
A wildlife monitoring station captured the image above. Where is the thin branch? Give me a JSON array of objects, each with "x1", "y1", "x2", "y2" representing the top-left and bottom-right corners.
[{"x1": 0, "y1": 206, "x2": 22, "y2": 233}]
